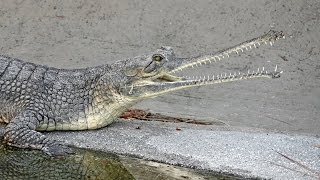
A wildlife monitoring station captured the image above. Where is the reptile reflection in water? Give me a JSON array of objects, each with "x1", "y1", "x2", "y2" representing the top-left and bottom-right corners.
[{"x1": 0, "y1": 144, "x2": 134, "y2": 180}]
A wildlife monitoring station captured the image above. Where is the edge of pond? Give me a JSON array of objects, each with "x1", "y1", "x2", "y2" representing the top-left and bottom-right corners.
[{"x1": 1, "y1": 119, "x2": 319, "y2": 179}]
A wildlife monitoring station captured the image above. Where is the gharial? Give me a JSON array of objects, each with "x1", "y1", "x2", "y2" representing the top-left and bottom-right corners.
[{"x1": 0, "y1": 30, "x2": 285, "y2": 155}]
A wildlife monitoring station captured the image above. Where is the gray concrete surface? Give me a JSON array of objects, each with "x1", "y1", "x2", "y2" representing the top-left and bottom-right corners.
[
  {"x1": 1, "y1": 122, "x2": 319, "y2": 179},
  {"x1": 0, "y1": 0, "x2": 319, "y2": 179},
  {"x1": 46, "y1": 119, "x2": 319, "y2": 179}
]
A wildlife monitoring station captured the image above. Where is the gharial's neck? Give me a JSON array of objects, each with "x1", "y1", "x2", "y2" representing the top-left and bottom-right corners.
[
  {"x1": 84, "y1": 78, "x2": 136, "y2": 129},
  {"x1": 44, "y1": 65, "x2": 138, "y2": 131}
]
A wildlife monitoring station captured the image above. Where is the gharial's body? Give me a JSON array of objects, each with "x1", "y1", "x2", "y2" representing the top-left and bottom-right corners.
[
  {"x1": 0, "y1": 30, "x2": 285, "y2": 155},
  {"x1": 0, "y1": 58, "x2": 133, "y2": 131}
]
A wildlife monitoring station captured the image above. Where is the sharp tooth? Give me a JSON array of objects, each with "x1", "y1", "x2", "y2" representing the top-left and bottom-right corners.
[
  {"x1": 270, "y1": 41, "x2": 273, "y2": 46},
  {"x1": 264, "y1": 41, "x2": 268, "y2": 45},
  {"x1": 262, "y1": 67, "x2": 265, "y2": 72},
  {"x1": 129, "y1": 84, "x2": 134, "y2": 95},
  {"x1": 209, "y1": 59, "x2": 212, "y2": 63},
  {"x1": 235, "y1": 50, "x2": 239, "y2": 54},
  {"x1": 249, "y1": 45, "x2": 252, "y2": 49},
  {"x1": 254, "y1": 43, "x2": 257, "y2": 48},
  {"x1": 216, "y1": 56, "x2": 221, "y2": 60},
  {"x1": 213, "y1": 56, "x2": 217, "y2": 62},
  {"x1": 257, "y1": 42, "x2": 261, "y2": 46},
  {"x1": 240, "y1": 48, "x2": 244, "y2": 52},
  {"x1": 274, "y1": 65, "x2": 278, "y2": 72},
  {"x1": 212, "y1": 74, "x2": 215, "y2": 80},
  {"x1": 225, "y1": 53, "x2": 230, "y2": 58}
]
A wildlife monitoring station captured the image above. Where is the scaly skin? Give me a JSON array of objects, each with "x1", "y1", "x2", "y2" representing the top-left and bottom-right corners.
[{"x1": 0, "y1": 30, "x2": 285, "y2": 155}]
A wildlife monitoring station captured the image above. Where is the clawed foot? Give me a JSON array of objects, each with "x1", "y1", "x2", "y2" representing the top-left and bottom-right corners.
[{"x1": 42, "y1": 143, "x2": 74, "y2": 156}]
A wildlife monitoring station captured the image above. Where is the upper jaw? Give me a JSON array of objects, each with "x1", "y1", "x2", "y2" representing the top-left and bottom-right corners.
[{"x1": 169, "y1": 30, "x2": 285, "y2": 74}]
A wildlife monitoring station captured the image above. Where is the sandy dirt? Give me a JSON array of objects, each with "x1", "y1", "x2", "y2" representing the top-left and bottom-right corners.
[{"x1": 0, "y1": 0, "x2": 319, "y2": 135}]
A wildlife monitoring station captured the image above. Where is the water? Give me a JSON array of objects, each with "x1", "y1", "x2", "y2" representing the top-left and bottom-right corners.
[
  {"x1": 0, "y1": 144, "x2": 134, "y2": 179},
  {"x1": 0, "y1": 144, "x2": 244, "y2": 180}
]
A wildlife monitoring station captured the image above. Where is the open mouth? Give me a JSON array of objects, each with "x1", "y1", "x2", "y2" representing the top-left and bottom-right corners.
[
  {"x1": 129, "y1": 30, "x2": 285, "y2": 97},
  {"x1": 155, "y1": 30, "x2": 285, "y2": 83}
]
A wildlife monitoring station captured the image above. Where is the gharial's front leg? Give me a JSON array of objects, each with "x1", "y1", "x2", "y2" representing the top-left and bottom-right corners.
[{"x1": 3, "y1": 110, "x2": 73, "y2": 156}]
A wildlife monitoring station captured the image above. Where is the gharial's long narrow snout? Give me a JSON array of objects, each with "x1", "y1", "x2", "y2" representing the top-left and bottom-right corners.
[{"x1": 126, "y1": 30, "x2": 285, "y2": 99}]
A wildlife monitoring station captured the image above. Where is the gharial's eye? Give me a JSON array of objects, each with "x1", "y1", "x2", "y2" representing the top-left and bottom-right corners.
[{"x1": 152, "y1": 54, "x2": 164, "y2": 62}]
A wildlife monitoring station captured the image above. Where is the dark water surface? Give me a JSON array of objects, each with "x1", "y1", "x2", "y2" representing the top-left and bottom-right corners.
[
  {"x1": 0, "y1": 144, "x2": 244, "y2": 180},
  {"x1": 0, "y1": 144, "x2": 134, "y2": 180}
]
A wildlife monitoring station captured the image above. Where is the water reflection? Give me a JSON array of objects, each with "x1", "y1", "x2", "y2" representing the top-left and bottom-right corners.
[
  {"x1": 0, "y1": 143, "x2": 243, "y2": 180},
  {"x1": 0, "y1": 144, "x2": 134, "y2": 180}
]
